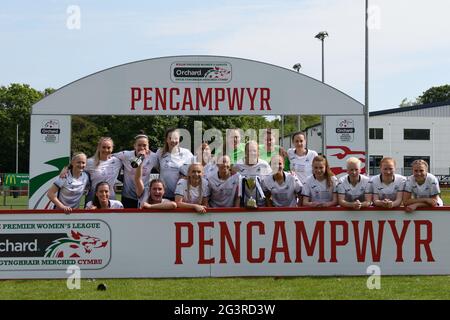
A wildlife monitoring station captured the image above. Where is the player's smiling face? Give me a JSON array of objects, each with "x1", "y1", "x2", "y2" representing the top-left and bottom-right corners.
[
  {"x1": 381, "y1": 160, "x2": 395, "y2": 179},
  {"x1": 347, "y1": 162, "x2": 360, "y2": 179},
  {"x1": 150, "y1": 182, "x2": 164, "y2": 202},
  {"x1": 101, "y1": 140, "x2": 113, "y2": 158},
  {"x1": 135, "y1": 137, "x2": 149, "y2": 155},
  {"x1": 293, "y1": 134, "x2": 306, "y2": 150},
  {"x1": 96, "y1": 184, "x2": 110, "y2": 206},
  {"x1": 413, "y1": 164, "x2": 427, "y2": 183},
  {"x1": 167, "y1": 131, "x2": 180, "y2": 149},
  {"x1": 189, "y1": 164, "x2": 203, "y2": 184},
  {"x1": 217, "y1": 156, "x2": 231, "y2": 176},
  {"x1": 313, "y1": 160, "x2": 326, "y2": 179}
]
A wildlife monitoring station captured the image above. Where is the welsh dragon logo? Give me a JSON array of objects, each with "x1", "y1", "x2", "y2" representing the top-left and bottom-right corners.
[{"x1": 44, "y1": 230, "x2": 108, "y2": 258}]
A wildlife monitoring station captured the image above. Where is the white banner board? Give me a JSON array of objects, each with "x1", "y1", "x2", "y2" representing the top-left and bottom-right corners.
[
  {"x1": 29, "y1": 115, "x2": 71, "y2": 209},
  {"x1": 0, "y1": 208, "x2": 448, "y2": 279},
  {"x1": 325, "y1": 115, "x2": 366, "y2": 178}
]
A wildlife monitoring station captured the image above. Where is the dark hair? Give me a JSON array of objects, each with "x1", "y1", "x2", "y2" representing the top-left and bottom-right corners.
[
  {"x1": 163, "y1": 128, "x2": 179, "y2": 154},
  {"x1": 148, "y1": 179, "x2": 166, "y2": 204},
  {"x1": 134, "y1": 129, "x2": 149, "y2": 141},
  {"x1": 92, "y1": 181, "x2": 110, "y2": 209},
  {"x1": 291, "y1": 131, "x2": 306, "y2": 142}
]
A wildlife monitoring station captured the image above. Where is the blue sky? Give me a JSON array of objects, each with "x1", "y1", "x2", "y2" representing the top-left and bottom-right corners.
[{"x1": 1, "y1": 0, "x2": 449, "y2": 111}]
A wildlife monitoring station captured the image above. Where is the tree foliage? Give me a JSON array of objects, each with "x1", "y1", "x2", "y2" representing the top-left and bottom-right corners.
[
  {"x1": 0, "y1": 84, "x2": 47, "y2": 173},
  {"x1": 399, "y1": 84, "x2": 450, "y2": 107},
  {"x1": 418, "y1": 85, "x2": 450, "y2": 104}
]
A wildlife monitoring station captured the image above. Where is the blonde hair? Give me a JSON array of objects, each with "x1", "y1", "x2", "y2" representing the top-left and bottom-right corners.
[
  {"x1": 68, "y1": 152, "x2": 87, "y2": 170},
  {"x1": 186, "y1": 163, "x2": 204, "y2": 205},
  {"x1": 94, "y1": 137, "x2": 114, "y2": 167},
  {"x1": 412, "y1": 159, "x2": 429, "y2": 170},
  {"x1": 346, "y1": 157, "x2": 361, "y2": 168}
]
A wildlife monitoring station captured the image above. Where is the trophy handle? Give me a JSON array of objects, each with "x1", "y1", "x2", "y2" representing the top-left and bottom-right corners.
[{"x1": 240, "y1": 177, "x2": 246, "y2": 208}]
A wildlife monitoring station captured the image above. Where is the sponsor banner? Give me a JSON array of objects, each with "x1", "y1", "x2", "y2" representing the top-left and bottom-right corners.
[
  {"x1": 29, "y1": 115, "x2": 71, "y2": 209},
  {"x1": 41, "y1": 119, "x2": 61, "y2": 143},
  {"x1": 4, "y1": 173, "x2": 29, "y2": 187},
  {"x1": 0, "y1": 209, "x2": 449, "y2": 279},
  {"x1": 0, "y1": 219, "x2": 110, "y2": 271},
  {"x1": 325, "y1": 115, "x2": 366, "y2": 177},
  {"x1": 171, "y1": 62, "x2": 231, "y2": 82}
]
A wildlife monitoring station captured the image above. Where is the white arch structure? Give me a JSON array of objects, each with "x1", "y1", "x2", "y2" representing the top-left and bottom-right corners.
[{"x1": 29, "y1": 55, "x2": 365, "y2": 209}]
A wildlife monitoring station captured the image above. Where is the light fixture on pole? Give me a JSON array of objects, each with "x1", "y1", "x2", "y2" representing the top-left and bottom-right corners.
[
  {"x1": 292, "y1": 63, "x2": 302, "y2": 131},
  {"x1": 314, "y1": 31, "x2": 328, "y2": 83},
  {"x1": 292, "y1": 63, "x2": 302, "y2": 73}
]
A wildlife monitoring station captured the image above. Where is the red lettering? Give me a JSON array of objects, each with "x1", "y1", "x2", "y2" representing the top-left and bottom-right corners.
[
  {"x1": 260, "y1": 88, "x2": 271, "y2": 110},
  {"x1": 196, "y1": 88, "x2": 212, "y2": 110},
  {"x1": 219, "y1": 221, "x2": 241, "y2": 263},
  {"x1": 130, "y1": 87, "x2": 141, "y2": 110},
  {"x1": 294, "y1": 221, "x2": 325, "y2": 263},
  {"x1": 330, "y1": 221, "x2": 348, "y2": 263},
  {"x1": 388, "y1": 220, "x2": 411, "y2": 262},
  {"x1": 182, "y1": 88, "x2": 194, "y2": 110},
  {"x1": 169, "y1": 88, "x2": 180, "y2": 110},
  {"x1": 246, "y1": 221, "x2": 265, "y2": 263},
  {"x1": 227, "y1": 88, "x2": 244, "y2": 111},
  {"x1": 414, "y1": 220, "x2": 435, "y2": 262},
  {"x1": 198, "y1": 222, "x2": 214, "y2": 264},
  {"x1": 246, "y1": 88, "x2": 258, "y2": 111},
  {"x1": 143, "y1": 87, "x2": 153, "y2": 110},
  {"x1": 269, "y1": 221, "x2": 291, "y2": 263},
  {"x1": 352, "y1": 220, "x2": 385, "y2": 262},
  {"x1": 214, "y1": 88, "x2": 225, "y2": 111},
  {"x1": 155, "y1": 88, "x2": 167, "y2": 110},
  {"x1": 174, "y1": 222, "x2": 193, "y2": 264}
]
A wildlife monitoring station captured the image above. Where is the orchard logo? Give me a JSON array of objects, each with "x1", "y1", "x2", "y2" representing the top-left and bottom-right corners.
[
  {"x1": 44, "y1": 230, "x2": 108, "y2": 259},
  {"x1": 171, "y1": 62, "x2": 231, "y2": 82}
]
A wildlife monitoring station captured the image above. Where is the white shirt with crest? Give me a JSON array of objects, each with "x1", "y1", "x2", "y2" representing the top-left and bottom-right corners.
[
  {"x1": 302, "y1": 175, "x2": 338, "y2": 203},
  {"x1": 404, "y1": 173, "x2": 443, "y2": 206},
  {"x1": 337, "y1": 174, "x2": 371, "y2": 202},
  {"x1": 174, "y1": 178, "x2": 210, "y2": 204},
  {"x1": 262, "y1": 172, "x2": 302, "y2": 207},
  {"x1": 288, "y1": 148, "x2": 318, "y2": 184},
  {"x1": 368, "y1": 174, "x2": 406, "y2": 201},
  {"x1": 206, "y1": 172, "x2": 240, "y2": 207}
]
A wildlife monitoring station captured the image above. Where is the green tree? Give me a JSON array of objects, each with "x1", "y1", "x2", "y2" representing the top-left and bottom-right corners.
[
  {"x1": 418, "y1": 85, "x2": 450, "y2": 104},
  {"x1": 0, "y1": 84, "x2": 48, "y2": 173}
]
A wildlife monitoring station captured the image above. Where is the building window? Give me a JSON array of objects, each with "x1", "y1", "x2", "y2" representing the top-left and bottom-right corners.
[
  {"x1": 404, "y1": 129, "x2": 430, "y2": 140},
  {"x1": 369, "y1": 155, "x2": 383, "y2": 175},
  {"x1": 369, "y1": 128, "x2": 383, "y2": 140},
  {"x1": 403, "y1": 156, "x2": 430, "y2": 175}
]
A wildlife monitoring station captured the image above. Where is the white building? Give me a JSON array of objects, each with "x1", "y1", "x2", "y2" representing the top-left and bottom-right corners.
[
  {"x1": 296, "y1": 100, "x2": 450, "y2": 176},
  {"x1": 368, "y1": 101, "x2": 450, "y2": 176}
]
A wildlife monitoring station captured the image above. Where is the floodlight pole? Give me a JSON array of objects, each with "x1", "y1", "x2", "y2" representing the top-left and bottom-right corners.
[
  {"x1": 364, "y1": 0, "x2": 370, "y2": 175},
  {"x1": 315, "y1": 31, "x2": 328, "y2": 155}
]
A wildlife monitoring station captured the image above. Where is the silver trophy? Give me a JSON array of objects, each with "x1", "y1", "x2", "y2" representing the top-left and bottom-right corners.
[{"x1": 244, "y1": 177, "x2": 258, "y2": 209}]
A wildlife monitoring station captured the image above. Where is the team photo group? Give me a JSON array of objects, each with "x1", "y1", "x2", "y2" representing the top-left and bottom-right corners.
[{"x1": 46, "y1": 127, "x2": 443, "y2": 214}]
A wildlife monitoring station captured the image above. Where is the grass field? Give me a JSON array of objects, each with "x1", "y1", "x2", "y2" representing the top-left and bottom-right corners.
[
  {"x1": 2, "y1": 276, "x2": 450, "y2": 300},
  {"x1": 1, "y1": 190, "x2": 450, "y2": 300}
]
